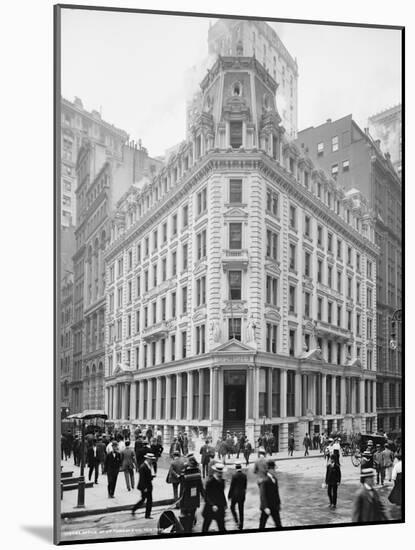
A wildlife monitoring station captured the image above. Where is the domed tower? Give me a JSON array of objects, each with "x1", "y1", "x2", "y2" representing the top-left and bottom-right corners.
[{"x1": 188, "y1": 56, "x2": 285, "y2": 160}]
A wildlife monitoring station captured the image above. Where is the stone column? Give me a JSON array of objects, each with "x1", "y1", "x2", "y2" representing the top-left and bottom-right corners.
[
  {"x1": 372, "y1": 380, "x2": 377, "y2": 432},
  {"x1": 225, "y1": 121, "x2": 230, "y2": 147},
  {"x1": 242, "y1": 120, "x2": 247, "y2": 148},
  {"x1": 247, "y1": 367, "x2": 254, "y2": 419},
  {"x1": 147, "y1": 379, "x2": 153, "y2": 421},
  {"x1": 113, "y1": 384, "x2": 119, "y2": 421},
  {"x1": 321, "y1": 374, "x2": 327, "y2": 416},
  {"x1": 198, "y1": 369, "x2": 204, "y2": 420},
  {"x1": 105, "y1": 387, "x2": 110, "y2": 417},
  {"x1": 331, "y1": 376, "x2": 337, "y2": 416},
  {"x1": 267, "y1": 368, "x2": 273, "y2": 419},
  {"x1": 253, "y1": 367, "x2": 259, "y2": 421},
  {"x1": 130, "y1": 382, "x2": 137, "y2": 421},
  {"x1": 280, "y1": 369, "x2": 287, "y2": 418},
  {"x1": 187, "y1": 371, "x2": 193, "y2": 422},
  {"x1": 295, "y1": 372, "x2": 302, "y2": 417},
  {"x1": 360, "y1": 378, "x2": 366, "y2": 415},
  {"x1": 176, "y1": 374, "x2": 182, "y2": 421},
  {"x1": 156, "y1": 377, "x2": 162, "y2": 421},
  {"x1": 210, "y1": 367, "x2": 216, "y2": 420},
  {"x1": 138, "y1": 381, "x2": 144, "y2": 419},
  {"x1": 165, "y1": 375, "x2": 171, "y2": 421},
  {"x1": 351, "y1": 378, "x2": 356, "y2": 413},
  {"x1": 340, "y1": 377, "x2": 347, "y2": 415}
]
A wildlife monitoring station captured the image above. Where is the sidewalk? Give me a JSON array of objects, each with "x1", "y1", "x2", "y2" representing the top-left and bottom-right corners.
[{"x1": 61, "y1": 449, "x2": 323, "y2": 518}]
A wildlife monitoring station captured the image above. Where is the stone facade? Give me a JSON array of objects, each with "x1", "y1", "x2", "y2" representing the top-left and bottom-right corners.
[
  {"x1": 104, "y1": 56, "x2": 378, "y2": 450},
  {"x1": 368, "y1": 104, "x2": 402, "y2": 178}
]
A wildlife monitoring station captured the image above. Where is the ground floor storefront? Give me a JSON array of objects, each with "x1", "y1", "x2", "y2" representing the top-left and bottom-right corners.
[{"x1": 105, "y1": 343, "x2": 377, "y2": 449}]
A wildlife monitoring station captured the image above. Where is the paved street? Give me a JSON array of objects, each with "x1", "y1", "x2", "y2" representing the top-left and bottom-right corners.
[{"x1": 60, "y1": 453, "x2": 401, "y2": 541}]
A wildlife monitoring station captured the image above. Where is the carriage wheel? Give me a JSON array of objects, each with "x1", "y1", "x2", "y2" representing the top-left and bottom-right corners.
[{"x1": 351, "y1": 452, "x2": 361, "y2": 467}]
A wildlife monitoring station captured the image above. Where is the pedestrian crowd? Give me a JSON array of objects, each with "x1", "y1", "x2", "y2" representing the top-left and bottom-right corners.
[{"x1": 61, "y1": 427, "x2": 402, "y2": 532}]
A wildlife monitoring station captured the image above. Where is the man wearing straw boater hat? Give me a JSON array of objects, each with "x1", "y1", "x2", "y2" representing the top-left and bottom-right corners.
[
  {"x1": 202, "y1": 462, "x2": 227, "y2": 532},
  {"x1": 132, "y1": 453, "x2": 156, "y2": 518},
  {"x1": 351, "y1": 468, "x2": 389, "y2": 523}
]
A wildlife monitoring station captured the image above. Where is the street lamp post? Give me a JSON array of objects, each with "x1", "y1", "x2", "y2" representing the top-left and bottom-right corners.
[{"x1": 75, "y1": 419, "x2": 86, "y2": 508}]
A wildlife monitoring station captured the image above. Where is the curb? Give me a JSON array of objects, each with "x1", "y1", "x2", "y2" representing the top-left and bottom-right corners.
[{"x1": 61, "y1": 498, "x2": 175, "y2": 519}]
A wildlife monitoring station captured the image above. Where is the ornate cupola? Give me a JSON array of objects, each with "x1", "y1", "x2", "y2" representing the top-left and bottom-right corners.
[{"x1": 190, "y1": 56, "x2": 284, "y2": 159}]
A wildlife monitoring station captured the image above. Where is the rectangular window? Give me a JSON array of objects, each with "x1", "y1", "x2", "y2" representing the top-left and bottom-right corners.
[
  {"x1": 229, "y1": 179, "x2": 243, "y2": 203},
  {"x1": 196, "y1": 325, "x2": 206, "y2": 353},
  {"x1": 304, "y1": 292, "x2": 311, "y2": 317},
  {"x1": 347, "y1": 246, "x2": 352, "y2": 265},
  {"x1": 171, "y1": 335, "x2": 176, "y2": 361},
  {"x1": 229, "y1": 223, "x2": 242, "y2": 249},
  {"x1": 144, "y1": 270, "x2": 148, "y2": 292},
  {"x1": 172, "y1": 251, "x2": 177, "y2": 276},
  {"x1": 145, "y1": 237, "x2": 149, "y2": 257},
  {"x1": 318, "y1": 297, "x2": 322, "y2": 321},
  {"x1": 327, "y1": 302, "x2": 333, "y2": 324},
  {"x1": 197, "y1": 188, "x2": 207, "y2": 215},
  {"x1": 304, "y1": 171, "x2": 309, "y2": 189},
  {"x1": 337, "y1": 239, "x2": 342, "y2": 260},
  {"x1": 162, "y1": 258, "x2": 167, "y2": 281},
  {"x1": 127, "y1": 315, "x2": 132, "y2": 337},
  {"x1": 317, "y1": 142, "x2": 324, "y2": 156},
  {"x1": 266, "y1": 230, "x2": 278, "y2": 259},
  {"x1": 304, "y1": 215, "x2": 311, "y2": 237},
  {"x1": 127, "y1": 281, "x2": 132, "y2": 303},
  {"x1": 230, "y1": 120, "x2": 243, "y2": 148},
  {"x1": 272, "y1": 369, "x2": 281, "y2": 416},
  {"x1": 287, "y1": 371, "x2": 295, "y2": 416},
  {"x1": 266, "y1": 276, "x2": 278, "y2": 306},
  {"x1": 356, "y1": 282, "x2": 361, "y2": 303},
  {"x1": 171, "y1": 292, "x2": 177, "y2": 318},
  {"x1": 337, "y1": 305, "x2": 342, "y2": 327},
  {"x1": 327, "y1": 341, "x2": 333, "y2": 363},
  {"x1": 152, "y1": 302, "x2": 157, "y2": 325},
  {"x1": 289, "y1": 243, "x2": 296, "y2": 271},
  {"x1": 182, "y1": 243, "x2": 188, "y2": 271},
  {"x1": 228, "y1": 318, "x2": 242, "y2": 341},
  {"x1": 182, "y1": 331, "x2": 187, "y2": 358},
  {"x1": 337, "y1": 270, "x2": 342, "y2": 293},
  {"x1": 197, "y1": 230, "x2": 207, "y2": 259},
  {"x1": 317, "y1": 259, "x2": 323, "y2": 283},
  {"x1": 356, "y1": 253, "x2": 361, "y2": 272},
  {"x1": 182, "y1": 205, "x2": 188, "y2": 228},
  {"x1": 304, "y1": 251, "x2": 311, "y2": 277},
  {"x1": 196, "y1": 276, "x2": 206, "y2": 306},
  {"x1": 289, "y1": 205, "x2": 296, "y2": 229},
  {"x1": 144, "y1": 306, "x2": 148, "y2": 328},
  {"x1": 117, "y1": 286, "x2": 123, "y2": 308},
  {"x1": 328, "y1": 266, "x2": 333, "y2": 288},
  {"x1": 128, "y1": 250, "x2": 133, "y2": 270},
  {"x1": 182, "y1": 287, "x2": 187, "y2": 314},
  {"x1": 327, "y1": 232, "x2": 333, "y2": 253},
  {"x1": 161, "y1": 297, "x2": 166, "y2": 320},
  {"x1": 172, "y1": 214, "x2": 177, "y2": 236},
  {"x1": 347, "y1": 310, "x2": 352, "y2": 331},
  {"x1": 332, "y1": 135, "x2": 339, "y2": 152},
  {"x1": 266, "y1": 323, "x2": 278, "y2": 353},
  {"x1": 153, "y1": 230, "x2": 158, "y2": 251},
  {"x1": 160, "y1": 339, "x2": 165, "y2": 363},
  {"x1": 317, "y1": 225, "x2": 323, "y2": 247},
  {"x1": 342, "y1": 159, "x2": 350, "y2": 172},
  {"x1": 367, "y1": 261, "x2": 373, "y2": 279},
  {"x1": 356, "y1": 314, "x2": 361, "y2": 336},
  {"x1": 153, "y1": 264, "x2": 157, "y2": 287},
  {"x1": 162, "y1": 222, "x2": 167, "y2": 243},
  {"x1": 289, "y1": 330, "x2": 295, "y2": 356},
  {"x1": 289, "y1": 285, "x2": 296, "y2": 313},
  {"x1": 347, "y1": 277, "x2": 352, "y2": 298},
  {"x1": 229, "y1": 271, "x2": 242, "y2": 300},
  {"x1": 331, "y1": 164, "x2": 338, "y2": 178}
]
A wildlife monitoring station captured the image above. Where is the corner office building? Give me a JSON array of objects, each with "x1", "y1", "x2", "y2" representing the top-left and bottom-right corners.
[{"x1": 104, "y1": 56, "x2": 378, "y2": 450}]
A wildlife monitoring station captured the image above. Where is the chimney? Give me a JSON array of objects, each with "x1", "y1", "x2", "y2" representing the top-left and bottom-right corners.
[{"x1": 326, "y1": 118, "x2": 332, "y2": 123}]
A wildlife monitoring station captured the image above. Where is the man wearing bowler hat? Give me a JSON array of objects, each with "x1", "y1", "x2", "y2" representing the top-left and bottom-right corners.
[
  {"x1": 202, "y1": 462, "x2": 227, "y2": 532},
  {"x1": 132, "y1": 453, "x2": 156, "y2": 518},
  {"x1": 352, "y1": 468, "x2": 389, "y2": 523}
]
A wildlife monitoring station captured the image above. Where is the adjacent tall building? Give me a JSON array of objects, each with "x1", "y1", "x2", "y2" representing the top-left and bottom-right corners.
[
  {"x1": 368, "y1": 104, "x2": 402, "y2": 178},
  {"x1": 70, "y1": 139, "x2": 163, "y2": 414},
  {"x1": 104, "y1": 56, "x2": 378, "y2": 450},
  {"x1": 297, "y1": 115, "x2": 402, "y2": 434}
]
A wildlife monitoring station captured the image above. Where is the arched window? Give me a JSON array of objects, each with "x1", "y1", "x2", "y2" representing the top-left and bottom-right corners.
[{"x1": 232, "y1": 81, "x2": 242, "y2": 97}]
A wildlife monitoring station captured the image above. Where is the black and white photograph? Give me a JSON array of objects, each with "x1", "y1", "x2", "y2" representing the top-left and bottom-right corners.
[{"x1": 54, "y1": 4, "x2": 403, "y2": 545}]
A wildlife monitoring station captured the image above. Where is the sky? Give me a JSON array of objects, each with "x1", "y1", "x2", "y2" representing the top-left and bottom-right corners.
[{"x1": 61, "y1": 8, "x2": 402, "y2": 157}]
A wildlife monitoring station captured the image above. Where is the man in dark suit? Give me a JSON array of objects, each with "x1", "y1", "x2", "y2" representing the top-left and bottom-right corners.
[
  {"x1": 95, "y1": 436, "x2": 107, "y2": 474},
  {"x1": 166, "y1": 451, "x2": 186, "y2": 506},
  {"x1": 103, "y1": 441, "x2": 122, "y2": 498},
  {"x1": 325, "y1": 455, "x2": 341, "y2": 509},
  {"x1": 179, "y1": 456, "x2": 205, "y2": 532},
  {"x1": 200, "y1": 439, "x2": 215, "y2": 479},
  {"x1": 352, "y1": 468, "x2": 389, "y2": 522},
  {"x1": 86, "y1": 439, "x2": 100, "y2": 484},
  {"x1": 135, "y1": 437, "x2": 150, "y2": 468},
  {"x1": 259, "y1": 459, "x2": 282, "y2": 529},
  {"x1": 120, "y1": 440, "x2": 137, "y2": 491},
  {"x1": 202, "y1": 462, "x2": 227, "y2": 532},
  {"x1": 228, "y1": 460, "x2": 247, "y2": 530},
  {"x1": 132, "y1": 453, "x2": 156, "y2": 518}
]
